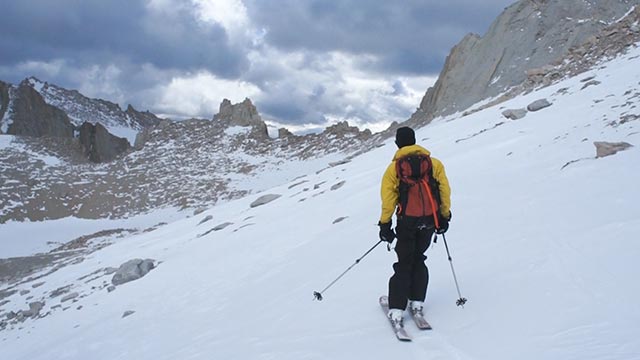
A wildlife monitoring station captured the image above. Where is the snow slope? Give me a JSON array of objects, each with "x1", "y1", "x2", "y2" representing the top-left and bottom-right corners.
[{"x1": 1, "y1": 45, "x2": 640, "y2": 359}]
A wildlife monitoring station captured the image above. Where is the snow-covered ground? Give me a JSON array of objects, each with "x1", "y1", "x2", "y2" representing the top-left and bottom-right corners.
[
  {"x1": 1, "y1": 45, "x2": 639, "y2": 359},
  {"x1": 0, "y1": 208, "x2": 185, "y2": 258}
]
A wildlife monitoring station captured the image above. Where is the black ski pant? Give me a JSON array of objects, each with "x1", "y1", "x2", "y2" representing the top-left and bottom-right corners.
[{"x1": 388, "y1": 220, "x2": 433, "y2": 310}]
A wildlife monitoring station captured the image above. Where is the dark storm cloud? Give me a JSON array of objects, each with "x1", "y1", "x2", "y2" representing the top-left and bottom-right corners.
[
  {"x1": 261, "y1": 99, "x2": 318, "y2": 123},
  {"x1": 244, "y1": 0, "x2": 514, "y2": 75},
  {"x1": 0, "y1": 0, "x2": 518, "y2": 126},
  {"x1": 0, "y1": 0, "x2": 247, "y2": 78}
]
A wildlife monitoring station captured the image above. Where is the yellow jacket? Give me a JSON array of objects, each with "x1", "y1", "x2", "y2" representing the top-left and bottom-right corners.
[{"x1": 379, "y1": 144, "x2": 451, "y2": 224}]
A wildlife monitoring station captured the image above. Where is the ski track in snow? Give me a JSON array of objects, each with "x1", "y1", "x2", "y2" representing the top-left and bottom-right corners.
[{"x1": 1, "y1": 45, "x2": 640, "y2": 359}]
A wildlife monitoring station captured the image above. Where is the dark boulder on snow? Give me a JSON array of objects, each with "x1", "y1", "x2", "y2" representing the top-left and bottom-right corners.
[
  {"x1": 332, "y1": 216, "x2": 348, "y2": 224},
  {"x1": 22, "y1": 301, "x2": 44, "y2": 318},
  {"x1": 212, "y1": 222, "x2": 233, "y2": 231},
  {"x1": 330, "y1": 181, "x2": 346, "y2": 191},
  {"x1": 594, "y1": 141, "x2": 633, "y2": 158},
  {"x1": 502, "y1": 108, "x2": 527, "y2": 120},
  {"x1": 250, "y1": 194, "x2": 281, "y2": 208},
  {"x1": 60, "y1": 292, "x2": 79, "y2": 302},
  {"x1": 198, "y1": 215, "x2": 213, "y2": 225},
  {"x1": 527, "y1": 99, "x2": 552, "y2": 112},
  {"x1": 111, "y1": 259, "x2": 155, "y2": 286}
]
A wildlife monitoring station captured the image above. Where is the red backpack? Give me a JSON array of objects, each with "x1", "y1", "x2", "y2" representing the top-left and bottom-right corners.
[{"x1": 395, "y1": 154, "x2": 441, "y2": 227}]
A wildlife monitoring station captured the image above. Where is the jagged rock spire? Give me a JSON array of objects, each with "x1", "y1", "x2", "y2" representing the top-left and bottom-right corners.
[{"x1": 213, "y1": 98, "x2": 269, "y2": 138}]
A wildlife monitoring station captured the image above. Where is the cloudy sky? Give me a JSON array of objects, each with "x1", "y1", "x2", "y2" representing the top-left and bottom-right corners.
[{"x1": 0, "y1": 0, "x2": 514, "y2": 132}]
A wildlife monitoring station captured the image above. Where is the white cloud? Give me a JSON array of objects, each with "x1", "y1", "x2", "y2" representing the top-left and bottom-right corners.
[
  {"x1": 192, "y1": 0, "x2": 253, "y2": 41},
  {"x1": 245, "y1": 47, "x2": 436, "y2": 132},
  {"x1": 10, "y1": 60, "x2": 66, "y2": 79},
  {"x1": 76, "y1": 64, "x2": 127, "y2": 105},
  {"x1": 154, "y1": 72, "x2": 261, "y2": 119},
  {"x1": 1, "y1": 60, "x2": 128, "y2": 106}
]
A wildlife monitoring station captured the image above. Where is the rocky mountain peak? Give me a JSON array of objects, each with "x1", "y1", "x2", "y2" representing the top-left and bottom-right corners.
[
  {"x1": 15, "y1": 77, "x2": 161, "y2": 144},
  {"x1": 409, "y1": 0, "x2": 637, "y2": 125},
  {"x1": 323, "y1": 121, "x2": 372, "y2": 137},
  {"x1": 213, "y1": 98, "x2": 269, "y2": 138},
  {"x1": 2, "y1": 80, "x2": 74, "y2": 138},
  {"x1": 214, "y1": 98, "x2": 261, "y2": 125},
  {"x1": 124, "y1": 104, "x2": 162, "y2": 128}
]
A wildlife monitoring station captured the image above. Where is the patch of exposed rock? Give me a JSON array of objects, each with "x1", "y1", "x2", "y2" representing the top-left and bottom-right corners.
[
  {"x1": 4, "y1": 80, "x2": 74, "y2": 138},
  {"x1": 23, "y1": 301, "x2": 44, "y2": 317},
  {"x1": 330, "y1": 181, "x2": 346, "y2": 191},
  {"x1": 0, "y1": 253, "x2": 73, "y2": 284},
  {"x1": 60, "y1": 292, "x2": 79, "y2": 302},
  {"x1": 78, "y1": 122, "x2": 131, "y2": 163},
  {"x1": 250, "y1": 194, "x2": 282, "y2": 208},
  {"x1": 198, "y1": 215, "x2": 214, "y2": 225},
  {"x1": 594, "y1": 141, "x2": 633, "y2": 158}
]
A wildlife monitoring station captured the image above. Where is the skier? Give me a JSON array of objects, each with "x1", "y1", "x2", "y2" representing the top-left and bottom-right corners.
[{"x1": 378, "y1": 126, "x2": 452, "y2": 329}]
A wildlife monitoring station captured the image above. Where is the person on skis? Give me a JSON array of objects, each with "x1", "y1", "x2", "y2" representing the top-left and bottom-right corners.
[{"x1": 378, "y1": 126, "x2": 452, "y2": 328}]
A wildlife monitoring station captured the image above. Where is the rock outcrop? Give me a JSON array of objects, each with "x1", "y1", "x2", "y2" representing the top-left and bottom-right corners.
[
  {"x1": 125, "y1": 104, "x2": 161, "y2": 128},
  {"x1": 409, "y1": 0, "x2": 636, "y2": 125},
  {"x1": 78, "y1": 122, "x2": 131, "y2": 163},
  {"x1": 529, "y1": 5, "x2": 640, "y2": 85},
  {"x1": 23, "y1": 77, "x2": 161, "y2": 143},
  {"x1": 213, "y1": 98, "x2": 269, "y2": 138},
  {"x1": 4, "y1": 81, "x2": 74, "y2": 138},
  {"x1": 502, "y1": 108, "x2": 528, "y2": 120},
  {"x1": 111, "y1": 259, "x2": 155, "y2": 286},
  {"x1": 453, "y1": 5, "x2": 640, "y2": 119},
  {"x1": 594, "y1": 141, "x2": 633, "y2": 158},
  {"x1": 250, "y1": 194, "x2": 282, "y2": 208},
  {"x1": 527, "y1": 99, "x2": 552, "y2": 112},
  {"x1": 0, "y1": 81, "x2": 10, "y2": 131}
]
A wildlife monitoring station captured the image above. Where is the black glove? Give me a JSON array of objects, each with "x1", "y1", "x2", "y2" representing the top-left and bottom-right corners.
[
  {"x1": 435, "y1": 211, "x2": 451, "y2": 235},
  {"x1": 378, "y1": 221, "x2": 396, "y2": 243}
]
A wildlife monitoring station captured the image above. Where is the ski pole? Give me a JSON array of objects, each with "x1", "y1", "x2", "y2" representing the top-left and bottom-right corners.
[
  {"x1": 440, "y1": 233, "x2": 468, "y2": 307},
  {"x1": 313, "y1": 240, "x2": 383, "y2": 301}
]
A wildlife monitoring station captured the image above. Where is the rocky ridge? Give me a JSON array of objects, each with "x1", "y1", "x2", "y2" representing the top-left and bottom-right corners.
[
  {"x1": 465, "y1": 5, "x2": 640, "y2": 117},
  {"x1": 409, "y1": 0, "x2": 638, "y2": 126},
  {"x1": 0, "y1": 81, "x2": 74, "y2": 138},
  {"x1": 23, "y1": 77, "x2": 161, "y2": 143},
  {"x1": 0, "y1": 79, "x2": 136, "y2": 164},
  {"x1": 0, "y1": 98, "x2": 377, "y2": 222}
]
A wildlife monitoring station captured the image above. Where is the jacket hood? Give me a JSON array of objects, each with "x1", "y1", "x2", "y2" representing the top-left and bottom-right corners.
[{"x1": 392, "y1": 144, "x2": 431, "y2": 160}]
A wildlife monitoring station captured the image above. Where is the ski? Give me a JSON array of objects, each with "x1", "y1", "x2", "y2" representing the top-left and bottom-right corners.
[
  {"x1": 379, "y1": 295, "x2": 412, "y2": 341},
  {"x1": 410, "y1": 309, "x2": 432, "y2": 330}
]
